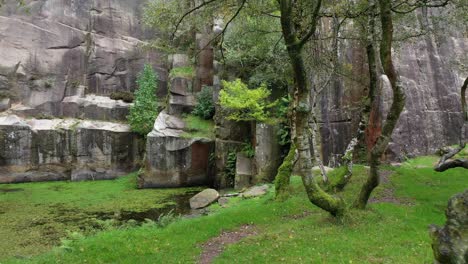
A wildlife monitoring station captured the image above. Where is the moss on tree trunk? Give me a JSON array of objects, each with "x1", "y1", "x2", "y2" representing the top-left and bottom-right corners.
[
  {"x1": 274, "y1": 144, "x2": 296, "y2": 200},
  {"x1": 355, "y1": 0, "x2": 406, "y2": 209},
  {"x1": 278, "y1": 0, "x2": 345, "y2": 218}
]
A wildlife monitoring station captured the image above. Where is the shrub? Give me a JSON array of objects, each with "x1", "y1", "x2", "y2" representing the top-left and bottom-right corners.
[
  {"x1": 110, "y1": 91, "x2": 135, "y2": 103},
  {"x1": 128, "y1": 64, "x2": 159, "y2": 136},
  {"x1": 192, "y1": 86, "x2": 215, "y2": 120},
  {"x1": 241, "y1": 142, "x2": 255, "y2": 158},
  {"x1": 219, "y1": 79, "x2": 276, "y2": 122},
  {"x1": 224, "y1": 151, "x2": 237, "y2": 187}
]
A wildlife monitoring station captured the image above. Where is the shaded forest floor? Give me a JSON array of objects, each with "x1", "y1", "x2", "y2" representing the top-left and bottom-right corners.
[{"x1": 1, "y1": 155, "x2": 467, "y2": 264}]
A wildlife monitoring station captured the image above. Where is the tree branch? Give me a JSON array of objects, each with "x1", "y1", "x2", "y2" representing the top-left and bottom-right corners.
[
  {"x1": 171, "y1": 0, "x2": 220, "y2": 41},
  {"x1": 298, "y1": 0, "x2": 322, "y2": 48}
]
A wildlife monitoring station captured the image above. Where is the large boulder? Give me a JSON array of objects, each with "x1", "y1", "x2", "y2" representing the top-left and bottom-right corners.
[
  {"x1": 189, "y1": 189, "x2": 220, "y2": 209},
  {"x1": 430, "y1": 190, "x2": 468, "y2": 264},
  {"x1": 213, "y1": 139, "x2": 244, "y2": 189}
]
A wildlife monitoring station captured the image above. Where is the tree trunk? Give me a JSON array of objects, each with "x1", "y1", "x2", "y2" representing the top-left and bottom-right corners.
[
  {"x1": 274, "y1": 144, "x2": 296, "y2": 199},
  {"x1": 355, "y1": 0, "x2": 406, "y2": 209},
  {"x1": 333, "y1": 0, "x2": 378, "y2": 193},
  {"x1": 278, "y1": 0, "x2": 345, "y2": 217}
]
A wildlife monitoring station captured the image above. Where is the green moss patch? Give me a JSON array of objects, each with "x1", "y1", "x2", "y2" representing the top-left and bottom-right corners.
[{"x1": 181, "y1": 115, "x2": 215, "y2": 139}]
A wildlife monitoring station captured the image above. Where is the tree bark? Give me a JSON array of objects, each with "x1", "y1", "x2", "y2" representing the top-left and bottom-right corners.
[
  {"x1": 355, "y1": 0, "x2": 406, "y2": 209},
  {"x1": 274, "y1": 144, "x2": 296, "y2": 199},
  {"x1": 278, "y1": 0, "x2": 345, "y2": 217}
]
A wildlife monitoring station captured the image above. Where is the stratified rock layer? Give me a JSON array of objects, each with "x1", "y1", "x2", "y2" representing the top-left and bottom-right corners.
[
  {"x1": 140, "y1": 112, "x2": 215, "y2": 188},
  {"x1": 0, "y1": 0, "x2": 167, "y2": 116},
  {"x1": 0, "y1": 115, "x2": 144, "y2": 183}
]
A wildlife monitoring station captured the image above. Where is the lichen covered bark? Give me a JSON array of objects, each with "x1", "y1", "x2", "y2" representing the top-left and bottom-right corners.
[
  {"x1": 278, "y1": 0, "x2": 345, "y2": 217},
  {"x1": 274, "y1": 144, "x2": 296, "y2": 199}
]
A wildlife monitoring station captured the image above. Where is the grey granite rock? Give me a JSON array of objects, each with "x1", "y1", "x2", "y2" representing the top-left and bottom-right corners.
[
  {"x1": 254, "y1": 123, "x2": 282, "y2": 183},
  {"x1": 0, "y1": 115, "x2": 144, "y2": 183},
  {"x1": 140, "y1": 112, "x2": 214, "y2": 188},
  {"x1": 235, "y1": 153, "x2": 253, "y2": 189}
]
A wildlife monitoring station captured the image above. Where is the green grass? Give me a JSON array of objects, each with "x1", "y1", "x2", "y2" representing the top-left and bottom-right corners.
[
  {"x1": 182, "y1": 114, "x2": 215, "y2": 139},
  {"x1": 0, "y1": 174, "x2": 200, "y2": 260},
  {"x1": 169, "y1": 66, "x2": 195, "y2": 79},
  {"x1": 2, "y1": 157, "x2": 467, "y2": 264}
]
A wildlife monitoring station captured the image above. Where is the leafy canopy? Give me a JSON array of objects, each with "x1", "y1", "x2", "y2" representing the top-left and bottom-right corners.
[
  {"x1": 128, "y1": 64, "x2": 159, "y2": 136},
  {"x1": 219, "y1": 79, "x2": 276, "y2": 122}
]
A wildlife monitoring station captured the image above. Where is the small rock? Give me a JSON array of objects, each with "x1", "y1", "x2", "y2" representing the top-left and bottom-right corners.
[
  {"x1": 189, "y1": 189, "x2": 220, "y2": 209},
  {"x1": 218, "y1": 197, "x2": 230, "y2": 207},
  {"x1": 241, "y1": 185, "x2": 269, "y2": 198},
  {"x1": 0, "y1": 98, "x2": 11, "y2": 112}
]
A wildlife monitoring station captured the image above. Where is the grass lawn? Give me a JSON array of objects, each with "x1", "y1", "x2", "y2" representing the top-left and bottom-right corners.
[
  {"x1": 1, "y1": 156, "x2": 467, "y2": 264},
  {"x1": 0, "y1": 174, "x2": 201, "y2": 261}
]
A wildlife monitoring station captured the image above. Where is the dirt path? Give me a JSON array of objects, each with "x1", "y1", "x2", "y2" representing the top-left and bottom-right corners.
[
  {"x1": 198, "y1": 225, "x2": 257, "y2": 264},
  {"x1": 369, "y1": 169, "x2": 412, "y2": 205}
]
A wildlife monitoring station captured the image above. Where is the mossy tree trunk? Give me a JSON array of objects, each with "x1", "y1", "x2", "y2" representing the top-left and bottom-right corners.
[
  {"x1": 274, "y1": 144, "x2": 296, "y2": 199},
  {"x1": 355, "y1": 0, "x2": 406, "y2": 209},
  {"x1": 277, "y1": 0, "x2": 345, "y2": 217},
  {"x1": 333, "y1": 0, "x2": 379, "y2": 193}
]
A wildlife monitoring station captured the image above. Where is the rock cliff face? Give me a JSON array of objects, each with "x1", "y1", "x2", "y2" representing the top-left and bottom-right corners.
[
  {"x1": 0, "y1": 115, "x2": 143, "y2": 183},
  {"x1": 0, "y1": 0, "x2": 167, "y2": 110},
  {"x1": 0, "y1": 0, "x2": 159, "y2": 182},
  {"x1": 317, "y1": 8, "x2": 467, "y2": 165}
]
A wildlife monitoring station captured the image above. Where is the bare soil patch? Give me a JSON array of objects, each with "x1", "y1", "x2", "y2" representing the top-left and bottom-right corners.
[
  {"x1": 199, "y1": 225, "x2": 257, "y2": 264},
  {"x1": 369, "y1": 170, "x2": 403, "y2": 204}
]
